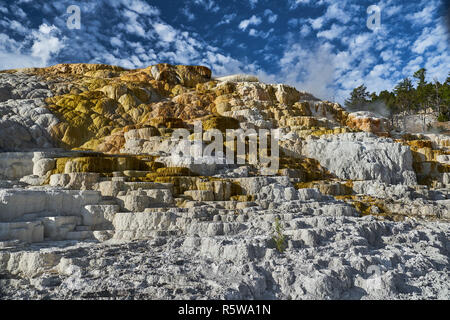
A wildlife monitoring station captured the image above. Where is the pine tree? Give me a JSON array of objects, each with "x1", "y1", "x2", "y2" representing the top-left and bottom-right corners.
[
  {"x1": 371, "y1": 90, "x2": 397, "y2": 125},
  {"x1": 413, "y1": 68, "x2": 426, "y2": 88},
  {"x1": 394, "y1": 78, "x2": 414, "y2": 130},
  {"x1": 344, "y1": 84, "x2": 370, "y2": 112},
  {"x1": 394, "y1": 78, "x2": 414, "y2": 111},
  {"x1": 345, "y1": 69, "x2": 450, "y2": 130},
  {"x1": 432, "y1": 78, "x2": 442, "y2": 115},
  {"x1": 413, "y1": 68, "x2": 430, "y2": 130},
  {"x1": 438, "y1": 73, "x2": 450, "y2": 121}
]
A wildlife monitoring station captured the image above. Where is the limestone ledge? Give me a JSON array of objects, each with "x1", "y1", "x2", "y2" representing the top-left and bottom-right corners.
[{"x1": 0, "y1": 63, "x2": 448, "y2": 300}]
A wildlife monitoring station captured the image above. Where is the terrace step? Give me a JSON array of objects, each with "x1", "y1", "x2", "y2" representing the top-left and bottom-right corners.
[
  {"x1": 75, "y1": 225, "x2": 91, "y2": 231},
  {"x1": 65, "y1": 231, "x2": 95, "y2": 241}
]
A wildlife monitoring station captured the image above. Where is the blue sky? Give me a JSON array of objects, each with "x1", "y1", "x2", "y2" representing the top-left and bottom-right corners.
[{"x1": 0, "y1": 0, "x2": 449, "y2": 103}]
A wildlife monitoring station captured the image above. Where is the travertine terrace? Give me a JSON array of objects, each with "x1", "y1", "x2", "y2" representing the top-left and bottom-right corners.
[{"x1": 0, "y1": 63, "x2": 448, "y2": 299}]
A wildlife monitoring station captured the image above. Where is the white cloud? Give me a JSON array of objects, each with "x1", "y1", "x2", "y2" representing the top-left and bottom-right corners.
[
  {"x1": 412, "y1": 23, "x2": 447, "y2": 54},
  {"x1": 264, "y1": 9, "x2": 278, "y2": 23},
  {"x1": 0, "y1": 19, "x2": 28, "y2": 34},
  {"x1": 379, "y1": 49, "x2": 401, "y2": 66},
  {"x1": 308, "y1": 16, "x2": 325, "y2": 30},
  {"x1": 300, "y1": 24, "x2": 311, "y2": 36},
  {"x1": 402, "y1": 56, "x2": 423, "y2": 76},
  {"x1": 317, "y1": 24, "x2": 345, "y2": 40},
  {"x1": 153, "y1": 22, "x2": 177, "y2": 42},
  {"x1": 122, "y1": 10, "x2": 147, "y2": 37},
  {"x1": 0, "y1": 51, "x2": 43, "y2": 70},
  {"x1": 277, "y1": 43, "x2": 338, "y2": 100},
  {"x1": 217, "y1": 13, "x2": 236, "y2": 26},
  {"x1": 248, "y1": 28, "x2": 274, "y2": 39},
  {"x1": 424, "y1": 52, "x2": 450, "y2": 83},
  {"x1": 248, "y1": 0, "x2": 258, "y2": 9},
  {"x1": 305, "y1": 2, "x2": 351, "y2": 32},
  {"x1": 110, "y1": 37, "x2": 123, "y2": 47},
  {"x1": 324, "y1": 3, "x2": 351, "y2": 24},
  {"x1": 9, "y1": 4, "x2": 26, "y2": 18},
  {"x1": 130, "y1": 55, "x2": 142, "y2": 66},
  {"x1": 384, "y1": 5, "x2": 401, "y2": 17},
  {"x1": 221, "y1": 37, "x2": 235, "y2": 47},
  {"x1": 345, "y1": 32, "x2": 374, "y2": 55},
  {"x1": 120, "y1": 0, "x2": 160, "y2": 16},
  {"x1": 369, "y1": 63, "x2": 391, "y2": 78},
  {"x1": 288, "y1": 18, "x2": 299, "y2": 27},
  {"x1": 193, "y1": 0, "x2": 220, "y2": 12},
  {"x1": 205, "y1": 52, "x2": 245, "y2": 75},
  {"x1": 181, "y1": 6, "x2": 195, "y2": 21},
  {"x1": 406, "y1": 4, "x2": 435, "y2": 25},
  {"x1": 30, "y1": 24, "x2": 65, "y2": 66},
  {"x1": 288, "y1": 0, "x2": 313, "y2": 9},
  {"x1": 101, "y1": 52, "x2": 137, "y2": 69},
  {"x1": 238, "y1": 15, "x2": 262, "y2": 31}
]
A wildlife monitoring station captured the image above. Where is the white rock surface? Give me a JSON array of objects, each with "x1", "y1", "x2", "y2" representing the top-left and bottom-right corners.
[
  {"x1": 302, "y1": 132, "x2": 417, "y2": 185},
  {"x1": 0, "y1": 189, "x2": 101, "y2": 221},
  {"x1": 0, "y1": 152, "x2": 34, "y2": 179},
  {"x1": 0, "y1": 71, "x2": 448, "y2": 301},
  {"x1": 215, "y1": 74, "x2": 259, "y2": 82},
  {"x1": 49, "y1": 172, "x2": 99, "y2": 190},
  {"x1": 0, "y1": 213, "x2": 448, "y2": 299},
  {"x1": 0, "y1": 73, "x2": 59, "y2": 151}
]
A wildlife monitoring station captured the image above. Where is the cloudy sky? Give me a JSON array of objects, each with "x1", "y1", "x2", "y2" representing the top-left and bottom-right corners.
[{"x1": 0, "y1": 0, "x2": 449, "y2": 102}]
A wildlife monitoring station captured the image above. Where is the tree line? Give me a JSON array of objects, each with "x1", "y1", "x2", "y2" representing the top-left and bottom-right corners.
[{"x1": 344, "y1": 69, "x2": 450, "y2": 126}]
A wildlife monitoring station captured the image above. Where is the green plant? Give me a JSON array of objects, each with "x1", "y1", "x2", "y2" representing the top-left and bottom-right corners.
[
  {"x1": 272, "y1": 217, "x2": 287, "y2": 253},
  {"x1": 437, "y1": 113, "x2": 449, "y2": 122}
]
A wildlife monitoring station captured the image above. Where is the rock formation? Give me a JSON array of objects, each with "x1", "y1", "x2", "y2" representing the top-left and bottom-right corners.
[{"x1": 0, "y1": 63, "x2": 448, "y2": 300}]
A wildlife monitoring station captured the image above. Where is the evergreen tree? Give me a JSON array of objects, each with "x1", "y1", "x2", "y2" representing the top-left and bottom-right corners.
[
  {"x1": 432, "y1": 78, "x2": 442, "y2": 115},
  {"x1": 413, "y1": 68, "x2": 426, "y2": 88},
  {"x1": 344, "y1": 69, "x2": 450, "y2": 128},
  {"x1": 344, "y1": 84, "x2": 370, "y2": 112},
  {"x1": 413, "y1": 68, "x2": 427, "y2": 110},
  {"x1": 394, "y1": 78, "x2": 414, "y2": 129},
  {"x1": 394, "y1": 77, "x2": 414, "y2": 114},
  {"x1": 438, "y1": 73, "x2": 450, "y2": 120},
  {"x1": 413, "y1": 69, "x2": 433, "y2": 129},
  {"x1": 376, "y1": 90, "x2": 397, "y2": 114}
]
